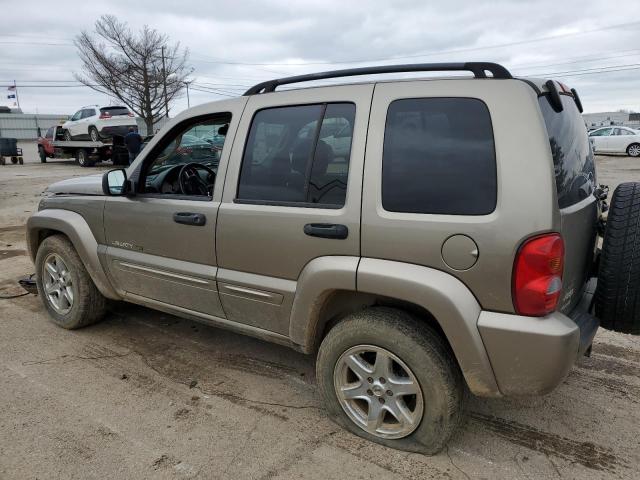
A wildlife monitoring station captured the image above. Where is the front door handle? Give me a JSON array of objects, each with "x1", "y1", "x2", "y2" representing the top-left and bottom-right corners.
[
  {"x1": 304, "y1": 223, "x2": 348, "y2": 239},
  {"x1": 173, "y1": 212, "x2": 206, "y2": 226}
]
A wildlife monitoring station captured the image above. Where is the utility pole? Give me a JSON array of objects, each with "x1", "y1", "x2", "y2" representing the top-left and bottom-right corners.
[
  {"x1": 185, "y1": 81, "x2": 190, "y2": 108},
  {"x1": 161, "y1": 46, "x2": 169, "y2": 118}
]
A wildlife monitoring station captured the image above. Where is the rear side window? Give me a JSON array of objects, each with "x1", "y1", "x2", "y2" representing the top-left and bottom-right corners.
[
  {"x1": 237, "y1": 103, "x2": 355, "y2": 207},
  {"x1": 100, "y1": 106, "x2": 130, "y2": 116},
  {"x1": 538, "y1": 95, "x2": 595, "y2": 208},
  {"x1": 382, "y1": 98, "x2": 497, "y2": 215}
]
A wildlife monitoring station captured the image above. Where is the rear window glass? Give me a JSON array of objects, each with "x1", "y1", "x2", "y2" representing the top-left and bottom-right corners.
[
  {"x1": 538, "y1": 95, "x2": 595, "y2": 208},
  {"x1": 100, "y1": 107, "x2": 130, "y2": 116},
  {"x1": 382, "y1": 97, "x2": 497, "y2": 215}
]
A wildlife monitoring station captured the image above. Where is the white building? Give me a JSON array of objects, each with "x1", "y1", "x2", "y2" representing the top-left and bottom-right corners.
[{"x1": 582, "y1": 111, "x2": 640, "y2": 128}]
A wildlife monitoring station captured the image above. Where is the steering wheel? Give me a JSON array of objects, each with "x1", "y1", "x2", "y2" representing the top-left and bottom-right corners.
[{"x1": 178, "y1": 163, "x2": 216, "y2": 196}]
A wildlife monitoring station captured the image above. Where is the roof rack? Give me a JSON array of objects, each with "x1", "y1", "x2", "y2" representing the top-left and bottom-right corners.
[{"x1": 244, "y1": 62, "x2": 512, "y2": 95}]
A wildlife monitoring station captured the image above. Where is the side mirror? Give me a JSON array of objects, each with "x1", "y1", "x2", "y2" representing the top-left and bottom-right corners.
[{"x1": 102, "y1": 169, "x2": 128, "y2": 196}]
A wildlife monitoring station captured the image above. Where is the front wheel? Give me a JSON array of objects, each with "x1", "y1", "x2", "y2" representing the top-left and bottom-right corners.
[
  {"x1": 627, "y1": 143, "x2": 640, "y2": 158},
  {"x1": 316, "y1": 307, "x2": 464, "y2": 454},
  {"x1": 64, "y1": 129, "x2": 72, "y2": 141},
  {"x1": 35, "y1": 235, "x2": 106, "y2": 329}
]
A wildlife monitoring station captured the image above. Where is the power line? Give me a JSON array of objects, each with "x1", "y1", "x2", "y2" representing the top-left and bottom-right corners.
[{"x1": 189, "y1": 20, "x2": 640, "y2": 67}]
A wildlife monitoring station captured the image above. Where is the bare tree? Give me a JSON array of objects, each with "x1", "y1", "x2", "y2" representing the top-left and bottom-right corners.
[{"x1": 75, "y1": 15, "x2": 192, "y2": 134}]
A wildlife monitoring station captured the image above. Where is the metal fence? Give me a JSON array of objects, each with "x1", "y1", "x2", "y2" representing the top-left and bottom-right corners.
[
  {"x1": 0, "y1": 114, "x2": 68, "y2": 140},
  {"x1": 0, "y1": 114, "x2": 169, "y2": 140}
]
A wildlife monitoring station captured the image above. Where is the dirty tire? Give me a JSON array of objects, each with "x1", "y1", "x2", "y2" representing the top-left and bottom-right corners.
[
  {"x1": 595, "y1": 182, "x2": 640, "y2": 334},
  {"x1": 316, "y1": 307, "x2": 464, "y2": 454},
  {"x1": 627, "y1": 143, "x2": 640, "y2": 158},
  {"x1": 35, "y1": 235, "x2": 106, "y2": 329}
]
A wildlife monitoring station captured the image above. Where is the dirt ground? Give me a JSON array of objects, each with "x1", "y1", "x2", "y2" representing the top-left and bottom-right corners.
[{"x1": 1, "y1": 142, "x2": 639, "y2": 480}]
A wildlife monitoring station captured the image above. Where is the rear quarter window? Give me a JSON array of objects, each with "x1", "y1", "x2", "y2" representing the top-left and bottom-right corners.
[
  {"x1": 382, "y1": 97, "x2": 497, "y2": 215},
  {"x1": 538, "y1": 95, "x2": 595, "y2": 208}
]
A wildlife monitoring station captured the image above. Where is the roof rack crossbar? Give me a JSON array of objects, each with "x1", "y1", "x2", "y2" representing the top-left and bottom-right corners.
[{"x1": 244, "y1": 62, "x2": 512, "y2": 95}]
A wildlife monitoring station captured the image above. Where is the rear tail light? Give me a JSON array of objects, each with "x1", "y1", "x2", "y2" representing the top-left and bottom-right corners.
[
  {"x1": 99, "y1": 113, "x2": 111, "y2": 119},
  {"x1": 512, "y1": 233, "x2": 565, "y2": 316},
  {"x1": 128, "y1": 112, "x2": 134, "y2": 117}
]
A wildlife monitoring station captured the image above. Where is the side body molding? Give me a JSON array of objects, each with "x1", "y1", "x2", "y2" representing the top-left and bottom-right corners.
[
  {"x1": 357, "y1": 258, "x2": 500, "y2": 397},
  {"x1": 26, "y1": 209, "x2": 120, "y2": 300}
]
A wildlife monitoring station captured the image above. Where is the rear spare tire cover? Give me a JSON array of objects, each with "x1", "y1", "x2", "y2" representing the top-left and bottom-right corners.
[{"x1": 595, "y1": 182, "x2": 640, "y2": 334}]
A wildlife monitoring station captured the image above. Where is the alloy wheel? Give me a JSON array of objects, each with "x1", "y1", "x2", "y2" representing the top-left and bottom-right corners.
[
  {"x1": 333, "y1": 345, "x2": 424, "y2": 439},
  {"x1": 629, "y1": 144, "x2": 640, "y2": 157},
  {"x1": 42, "y1": 253, "x2": 74, "y2": 314}
]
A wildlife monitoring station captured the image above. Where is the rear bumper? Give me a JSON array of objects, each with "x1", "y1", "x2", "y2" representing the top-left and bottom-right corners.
[
  {"x1": 99, "y1": 125, "x2": 137, "y2": 137},
  {"x1": 478, "y1": 279, "x2": 599, "y2": 396}
]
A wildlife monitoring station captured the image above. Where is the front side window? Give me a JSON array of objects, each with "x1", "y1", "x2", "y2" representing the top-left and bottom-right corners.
[
  {"x1": 70, "y1": 110, "x2": 82, "y2": 121},
  {"x1": 382, "y1": 97, "x2": 497, "y2": 215},
  {"x1": 237, "y1": 103, "x2": 355, "y2": 206},
  {"x1": 45, "y1": 127, "x2": 54, "y2": 139},
  {"x1": 142, "y1": 115, "x2": 231, "y2": 197}
]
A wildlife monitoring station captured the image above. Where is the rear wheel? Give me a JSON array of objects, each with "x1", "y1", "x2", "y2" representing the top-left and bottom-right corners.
[
  {"x1": 89, "y1": 126, "x2": 99, "y2": 142},
  {"x1": 76, "y1": 148, "x2": 94, "y2": 167},
  {"x1": 35, "y1": 235, "x2": 107, "y2": 329},
  {"x1": 38, "y1": 146, "x2": 47, "y2": 163},
  {"x1": 627, "y1": 143, "x2": 640, "y2": 158},
  {"x1": 316, "y1": 307, "x2": 464, "y2": 454},
  {"x1": 595, "y1": 182, "x2": 640, "y2": 334}
]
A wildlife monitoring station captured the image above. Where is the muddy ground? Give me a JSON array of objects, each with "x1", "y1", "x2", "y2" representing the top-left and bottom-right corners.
[{"x1": 1, "y1": 142, "x2": 639, "y2": 479}]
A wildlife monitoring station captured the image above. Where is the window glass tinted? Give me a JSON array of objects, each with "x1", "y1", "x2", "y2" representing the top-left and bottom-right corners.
[
  {"x1": 238, "y1": 103, "x2": 355, "y2": 206},
  {"x1": 100, "y1": 106, "x2": 130, "y2": 116},
  {"x1": 382, "y1": 98, "x2": 496, "y2": 215},
  {"x1": 539, "y1": 95, "x2": 595, "y2": 208}
]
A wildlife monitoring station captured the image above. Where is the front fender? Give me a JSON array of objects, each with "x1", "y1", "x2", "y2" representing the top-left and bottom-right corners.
[
  {"x1": 357, "y1": 258, "x2": 500, "y2": 397},
  {"x1": 26, "y1": 209, "x2": 120, "y2": 300}
]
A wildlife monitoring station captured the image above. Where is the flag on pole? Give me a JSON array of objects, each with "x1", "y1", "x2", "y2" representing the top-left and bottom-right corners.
[{"x1": 7, "y1": 85, "x2": 18, "y2": 107}]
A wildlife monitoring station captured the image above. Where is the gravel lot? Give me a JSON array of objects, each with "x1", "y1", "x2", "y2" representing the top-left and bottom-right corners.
[{"x1": 1, "y1": 142, "x2": 639, "y2": 479}]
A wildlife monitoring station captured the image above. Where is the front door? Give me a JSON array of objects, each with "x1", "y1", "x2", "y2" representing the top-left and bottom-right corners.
[
  {"x1": 216, "y1": 85, "x2": 373, "y2": 335},
  {"x1": 103, "y1": 102, "x2": 245, "y2": 318}
]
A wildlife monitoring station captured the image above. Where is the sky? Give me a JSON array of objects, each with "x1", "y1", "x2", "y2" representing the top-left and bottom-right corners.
[{"x1": 1, "y1": 0, "x2": 640, "y2": 116}]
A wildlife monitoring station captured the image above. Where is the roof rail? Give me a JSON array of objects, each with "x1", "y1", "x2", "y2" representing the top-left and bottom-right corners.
[{"x1": 244, "y1": 62, "x2": 512, "y2": 95}]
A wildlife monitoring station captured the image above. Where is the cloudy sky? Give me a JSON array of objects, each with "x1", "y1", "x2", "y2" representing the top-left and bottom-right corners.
[{"x1": 2, "y1": 0, "x2": 640, "y2": 115}]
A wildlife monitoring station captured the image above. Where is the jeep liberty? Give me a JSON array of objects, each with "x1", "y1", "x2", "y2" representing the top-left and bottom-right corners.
[{"x1": 27, "y1": 63, "x2": 640, "y2": 453}]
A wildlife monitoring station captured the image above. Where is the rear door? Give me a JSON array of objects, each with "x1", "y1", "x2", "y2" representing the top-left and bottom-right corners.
[
  {"x1": 611, "y1": 128, "x2": 633, "y2": 153},
  {"x1": 216, "y1": 84, "x2": 372, "y2": 335},
  {"x1": 538, "y1": 92, "x2": 598, "y2": 313}
]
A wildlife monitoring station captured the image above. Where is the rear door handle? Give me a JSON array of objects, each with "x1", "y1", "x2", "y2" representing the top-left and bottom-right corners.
[
  {"x1": 173, "y1": 212, "x2": 206, "y2": 226},
  {"x1": 304, "y1": 223, "x2": 348, "y2": 239}
]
